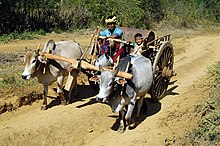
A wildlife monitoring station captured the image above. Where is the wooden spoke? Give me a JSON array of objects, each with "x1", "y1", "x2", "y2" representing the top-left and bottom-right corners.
[
  {"x1": 158, "y1": 58, "x2": 163, "y2": 70},
  {"x1": 165, "y1": 49, "x2": 171, "y2": 65},
  {"x1": 155, "y1": 79, "x2": 163, "y2": 95},
  {"x1": 155, "y1": 74, "x2": 163, "y2": 87},
  {"x1": 150, "y1": 41, "x2": 174, "y2": 101}
]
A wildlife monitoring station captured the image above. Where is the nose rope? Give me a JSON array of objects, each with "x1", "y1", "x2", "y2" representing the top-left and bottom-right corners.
[
  {"x1": 32, "y1": 55, "x2": 45, "y2": 75},
  {"x1": 97, "y1": 88, "x2": 117, "y2": 103},
  {"x1": 35, "y1": 50, "x2": 51, "y2": 74},
  {"x1": 34, "y1": 61, "x2": 43, "y2": 74}
]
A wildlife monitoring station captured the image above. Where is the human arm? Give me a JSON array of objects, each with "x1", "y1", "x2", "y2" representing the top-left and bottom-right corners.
[
  {"x1": 99, "y1": 30, "x2": 106, "y2": 36},
  {"x1": 108, "y1": 33, "x2": 119, "y2": 39},
  {"x1": 110, "y1": 28, "x2": 123, "y2": 39}
]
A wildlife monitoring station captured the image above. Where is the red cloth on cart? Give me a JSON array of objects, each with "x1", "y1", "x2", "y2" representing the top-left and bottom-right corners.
[{"x1": 100, "y1": 41, "x2": 124, "y2": 62}]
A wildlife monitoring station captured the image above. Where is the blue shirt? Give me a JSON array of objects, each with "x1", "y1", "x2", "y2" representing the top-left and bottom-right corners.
[{"x1": 99, "y1": 27, "x2": 123, "y2": 39}]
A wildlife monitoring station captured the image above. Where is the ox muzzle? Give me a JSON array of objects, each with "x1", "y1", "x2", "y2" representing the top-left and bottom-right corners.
[
  {"x1": 96, "y1": 96, "x2": 107, "y2": 103},
  {"x1": 21, "y1": 74, "x2": 31, "y2": 80}
]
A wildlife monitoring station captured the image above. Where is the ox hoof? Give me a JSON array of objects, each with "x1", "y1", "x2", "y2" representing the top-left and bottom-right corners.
[
  {"x1": 128, "y1": 118, "x2": 138, "y2": 130},
  {"x1": 128, "y1": 122, "x2": 137, "y2": 130},
  {"x1": 117, "y1": 127, "x2": 125, "y2": 134},
  {"x1": 41, "y1": 105, "x2": 47, "y2": 110},
  {"x1": 61, "y1": 100, "x2": 67, "y2": 105},
  {"x1": 126, "y1": 119, "x2": 131, "y2": 126}
]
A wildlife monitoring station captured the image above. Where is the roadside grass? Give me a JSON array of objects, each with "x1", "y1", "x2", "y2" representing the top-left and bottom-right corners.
[
  {"x1": 183, "y1": 62, "x2": 220, "y2": 146},
  {"x1": 0, "y1": 61, "x2": 43, "y2": 114},
  {"x1": 0, "y1": 66, "x2": 38, "y2": 90},
  {"x1": 0, "y1": 29, "x2": 46, "y2": 44},
  {"x1": 0, "y1": 53, "x2": 41, "y2": 98}
]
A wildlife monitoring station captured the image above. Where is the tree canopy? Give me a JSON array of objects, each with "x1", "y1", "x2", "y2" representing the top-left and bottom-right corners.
[{"x1": 0, "y1": 0, "x2": 219, "y2": 35}]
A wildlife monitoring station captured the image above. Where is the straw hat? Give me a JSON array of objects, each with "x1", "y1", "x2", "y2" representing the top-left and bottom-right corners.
[{"x1": 105, "y1": 16, "x2": 117, "y2": 23}]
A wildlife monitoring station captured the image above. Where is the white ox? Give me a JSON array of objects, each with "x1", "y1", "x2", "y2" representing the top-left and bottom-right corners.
[
  {"x1": 95, "y1": 55, "x2": 153, "y2": 133},
  {"x1": 22, "y1": 39, "x2": 82, "y2": 110}
]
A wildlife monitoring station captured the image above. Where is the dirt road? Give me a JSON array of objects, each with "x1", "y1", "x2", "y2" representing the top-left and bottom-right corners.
[{"x1": 0, "y1": 30, "x2": 220, "y2": 146}]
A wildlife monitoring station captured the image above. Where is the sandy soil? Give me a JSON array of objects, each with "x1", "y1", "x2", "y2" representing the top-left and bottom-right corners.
[
  {"x1": 0, "y1": 32, "x2": 92, "y2": 53},
  {"x1": 0, "y1": 30, "x2": 220, "y2": 146}
]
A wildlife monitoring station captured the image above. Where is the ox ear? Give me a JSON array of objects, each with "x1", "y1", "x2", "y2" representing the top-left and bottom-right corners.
[
  {"x1": 99, "y1": 65, "x2": 105, "y2": 72},
  {"x1": 115, "y1": 77, "x2": 127, "y2": 85},
  {"x1": 113, "y1": 67, "x2": 119, "y2": 76},
  {"x1": 89, "y1": 75, "x2": 100, "y2": 82}
]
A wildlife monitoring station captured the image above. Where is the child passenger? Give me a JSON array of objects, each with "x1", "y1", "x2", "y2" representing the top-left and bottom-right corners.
[{"x1": 131, "y1": 33, "x2": 144, "y2": 56}]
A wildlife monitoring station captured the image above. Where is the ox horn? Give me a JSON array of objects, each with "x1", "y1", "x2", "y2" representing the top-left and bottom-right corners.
[
  {"x1": 34, "y1": 44, "x2": 41, "y2": 56},
  {"x1": 113, "y1": 67, "x2": 119, "y2": 76},
  {"x1": 37, "y1": 44, "x2": 41, "y2": 50}
]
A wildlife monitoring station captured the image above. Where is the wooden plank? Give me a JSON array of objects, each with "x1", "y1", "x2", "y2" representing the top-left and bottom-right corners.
[
  {"x1": 83, "y1": 26, "x2": 100, "y2": 61},
  {"x1": 64, "y1": 72, "x2": 74, "y2": 91},
  {"x1": 91, "y1": 27, "x2": 100, "y2": 64},
  {"x1": 39, "y1": 52, "x2": 133, "y2": 79}
]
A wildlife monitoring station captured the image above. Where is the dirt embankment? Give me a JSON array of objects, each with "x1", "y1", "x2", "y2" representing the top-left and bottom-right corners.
[{"x1": 0, "y1": 30, "x2": 220, "y2": 146}]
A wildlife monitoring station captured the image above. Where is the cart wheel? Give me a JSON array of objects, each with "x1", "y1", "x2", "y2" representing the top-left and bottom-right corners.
[{"x1": 150, "y1": 41, "x2": 174, "y2": 101}]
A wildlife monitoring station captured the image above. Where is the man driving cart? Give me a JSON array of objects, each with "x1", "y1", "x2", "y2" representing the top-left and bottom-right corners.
[{"x1": 94, "y1": 16, "x2": 125, "y2": 67}]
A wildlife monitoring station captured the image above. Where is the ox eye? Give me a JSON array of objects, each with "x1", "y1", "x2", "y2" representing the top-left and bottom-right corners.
[{"x1": 32, "y1": 59, "x2": 36, "y2": 63}]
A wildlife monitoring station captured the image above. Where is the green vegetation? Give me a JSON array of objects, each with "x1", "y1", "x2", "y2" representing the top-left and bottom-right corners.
[
  {"x1": 0, "y1": 55, "x2": 43, "y2": 113},
  {"x1": 0, "y1": 65, "x2": 41, "y2": 100},
  {"x1": 1, "y1": 0, "x2": 220, "y2": 35},
  {"x1": 0, "y1": 53, "x2": 40, "y2": 95},
  {"x1": 0, "y1": 73, "x2": 29, "y2": 89},
  {"x1": 0, "y1": 30, "x2": 45, "y2": 43},
  {"x1": 0, "y1": 65, "x2": 37, "y2": 89},
  {"x1": 161, "y1": 0, "x2": 220, "y2": 28},
  {"x1": 185, "y1": 62, "x2": 220, "y2": 145}
]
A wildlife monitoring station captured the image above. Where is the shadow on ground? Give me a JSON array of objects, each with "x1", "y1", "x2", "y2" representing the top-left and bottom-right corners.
[
  {"x1": 109, "y1": 80, "x2": 179, "y2": 132},
  {"x1": 166, "y1": 85, "x2": 179, "y2": 96},
  {"x1": 110, "y1": 98, "x2": 162, "y2": 132},
  {"x1": 47, "y1": 85, "x2": 98, "y2": 109}
]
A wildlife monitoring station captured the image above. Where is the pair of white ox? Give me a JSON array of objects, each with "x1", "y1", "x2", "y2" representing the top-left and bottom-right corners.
[{"x1": 22, "y1": 40, "x2": 153, "y2": 133}]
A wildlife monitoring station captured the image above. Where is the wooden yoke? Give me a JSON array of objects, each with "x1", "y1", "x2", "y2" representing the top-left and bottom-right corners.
[
  {"x1": 39, "y1": 52, "x2": 133, "y2": 80},
  {"x1": 120, "y1": 62, "x2": 130, "y2": 96}
]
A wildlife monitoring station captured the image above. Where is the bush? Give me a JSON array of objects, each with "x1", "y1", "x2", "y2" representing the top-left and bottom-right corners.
[
  {"x1": 0, "y1": 0, "x2": 220, "y2": 34},
  {"x1": 161, "y1": 0, "x2": 220, "y2": 28},
  {"x1": 36, "y1": 29, "x2": 46, "y2": 35},
  {"x1": 0, "y1": 31, "x2": 41, "y2": 43},
  {"x1": 185, "y1": 62, "x2": 220, "y2": 145},
  {"x1": 53, "y1": 27, "x2": 61, "y2": 34}
]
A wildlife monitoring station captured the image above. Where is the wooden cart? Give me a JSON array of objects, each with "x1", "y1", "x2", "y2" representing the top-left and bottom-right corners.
[{"x1": 84, "y1": 26, "x2": 176, "y2": 101}]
